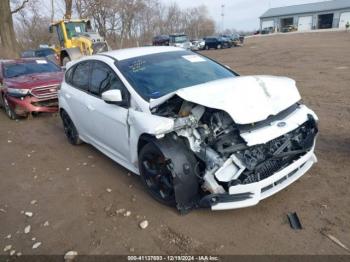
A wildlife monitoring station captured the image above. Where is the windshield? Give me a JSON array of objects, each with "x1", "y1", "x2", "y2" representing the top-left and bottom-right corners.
[
  {"x1": 3, "y1": 60, "x2": 60, "y2": 78},
  {"x1": 118, "y1": 51, "x2": 236, "y2": 101},
  {"x1": 35, "y1": 49, "x2": 55, "y2": 57},
  {"x1": 65, "y1": 22, "x2": 87, "y2": 38}
]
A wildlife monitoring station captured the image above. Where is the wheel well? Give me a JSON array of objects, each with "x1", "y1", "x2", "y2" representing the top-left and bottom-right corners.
[{"x1": 138, "y1": 134, "x2": 156, "y2": 154}]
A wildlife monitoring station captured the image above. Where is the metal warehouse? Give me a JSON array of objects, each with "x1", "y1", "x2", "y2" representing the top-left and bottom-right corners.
[{"x1": 260, "y1": 0, "x2": 350, "y2": 32}]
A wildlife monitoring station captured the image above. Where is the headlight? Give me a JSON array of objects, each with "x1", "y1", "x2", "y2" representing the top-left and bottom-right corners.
[{"x1": 7, "y1": 87, "x2": 30, "y2": 97}]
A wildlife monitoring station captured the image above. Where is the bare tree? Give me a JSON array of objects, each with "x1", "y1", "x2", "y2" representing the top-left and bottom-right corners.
[{"x1": 0, "y1": 0, "x2": 29, "y2": 57}]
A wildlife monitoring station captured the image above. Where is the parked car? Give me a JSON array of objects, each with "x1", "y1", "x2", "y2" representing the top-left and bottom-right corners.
[
  {"x1": 59, "y1": 46, "x2": 318, "y2": 213},
  {"x1": 221, "y1": 34, "x2": 245, "y2": 47},
  {"x1": 169, "y1": 34, "x2": 191, "y2": 49},
  {"x1": 20, "y1": 48, "x2": 60, "y2": 65},
  {"x1": 190, "y1": 39, "x2": 205, "y2": 51},
  {"x1": 204, "y1": 36, "x2": 232, "y2": 50},
  {"x1": 0, "y1": 58, "x2": 63, "y2": 119},
  {"x1": 152, "y1": 35, "x2": 170, "y2": 46}
]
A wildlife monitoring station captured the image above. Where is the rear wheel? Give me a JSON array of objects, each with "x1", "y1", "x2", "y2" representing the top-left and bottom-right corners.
[
  {"x1": 3, "y1": 95, "x2": 18, "y2": 120},
  {"x1": 217, "y1": 44, "x2": 222, "y2": 49},
  {"x1": 60, "y1": 110, "x2": 82, "y2": 145},
  {"x1": 139, "y1": 143, "x2": 176, "y2": 207}
]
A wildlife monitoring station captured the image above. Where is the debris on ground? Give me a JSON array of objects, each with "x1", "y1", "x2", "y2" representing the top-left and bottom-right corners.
[
  {"x1": 116, "y1": 208, "x2": 125, "y2": 214},
  {"x1": 0, "y1": 208, "x2": 6, "y2": 213},
  {"x1": 17, "y1": 252, "x2": 22, "y2": 256},
  {"x1": 106, "y1": 188, "x2": 112, "y2": 193},
  {"x1": 139, "y1": 220, "x2": 149, "y2": 229},
  {"x1": 129, "y1": 247, "x2": 135, "y2": 253},
  {"x1": 30, "y1": 200, "x2": 37, "y2": 205},
  {"x1": 24, "y1": 225, "x2": 31, "y2": 234},
  {"x1": 321, "y1": 230, "x2": 350, "y2": 252},
  {"x1": 287, "y1": 212, "x2": 302, "y2": 230},
  {"x1": 32, "y1": 237, "x2": 36, "y2": 241},
  {"x1": 32, "y1": 242, "x2": 41, "y2": 249},
  {"x1": 10, "y1": 250, "x2": 16, "y2": 256},
  {"x1": 4, "y1": 245, "x2": 12, "y2": 252},
  {"x1": 25, "y1": 212, "x2": 33, "y2": 217},
  {"x1": 43, "y1": 221, "x2": 49, "y2": 227},
  {"x1": 5, "y1": 234, "x2": 11, "y2": 239},
  {"x1": 7, "y1": 140, "x2": 12, "y2": 143},
  {"x1": 66, "y1": 168, "x2": 70, "y2": 171},
  {"x1": 124, "y1": 211, "x2": 131, "y2": 217},
  {"x1": 64, "y1": 250, "x2": 78, "y2": 261}
]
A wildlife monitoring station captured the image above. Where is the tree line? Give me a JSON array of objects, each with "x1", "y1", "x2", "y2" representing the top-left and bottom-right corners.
[{"x1": 0, "y1": 0, "x2": 216, "y2": 58}]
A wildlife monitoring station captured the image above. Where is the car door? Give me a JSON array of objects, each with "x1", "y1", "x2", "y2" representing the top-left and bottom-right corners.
[
  {"x1": 64, "y1": 61, "x2": 92, "y2": 139},
  {"x1": 84, "y1": 60, "x2": 130, "y2": 163}
]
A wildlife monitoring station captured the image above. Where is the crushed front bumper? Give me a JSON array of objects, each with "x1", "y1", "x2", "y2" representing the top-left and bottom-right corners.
[
  {"x1": 7, "y1": 95, "x2": 58, "y2": 115},
  {"x1": 208, "y1": 145, "x2": 317, "y2": 210}
]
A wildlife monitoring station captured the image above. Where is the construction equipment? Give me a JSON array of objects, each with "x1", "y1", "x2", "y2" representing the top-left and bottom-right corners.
[{"x1": 49, "y1": 19, "x2": 109, "y2": 66}]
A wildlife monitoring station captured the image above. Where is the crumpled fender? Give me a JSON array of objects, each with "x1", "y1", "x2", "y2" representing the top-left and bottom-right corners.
[{"x1": 151, "y1": 136, "x2": 200, "y2": 214}]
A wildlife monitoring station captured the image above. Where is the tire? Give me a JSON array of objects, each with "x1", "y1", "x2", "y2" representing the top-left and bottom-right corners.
[
  {"x1": 60, "y1": 110, "x2": 82, "y2": 145},
  {"x1": 205, "y1": 45, "x2": 209, "y2": 50},
  {"x1": 138, "y1": 142, "x2": 176, "y2": 207},
  {"x1": 217, "y1": 44, "x2": 222, "y2": 49},
  {"x1": 62, "y1": 57, "x2": 71, "y2": 66},
  {"x1": 3, "y1": 95, "x2": 18, "y2": 120}
]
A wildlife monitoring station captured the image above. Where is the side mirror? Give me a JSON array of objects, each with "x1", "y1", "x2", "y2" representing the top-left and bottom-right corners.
[{"x1": 102, "y1": 89, "x2": 123, "y2": 104}]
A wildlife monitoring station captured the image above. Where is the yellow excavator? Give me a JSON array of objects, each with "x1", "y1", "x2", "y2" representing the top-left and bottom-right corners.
[{"x1": 49, "y1": 19, "x2": 110, "y2": 66}]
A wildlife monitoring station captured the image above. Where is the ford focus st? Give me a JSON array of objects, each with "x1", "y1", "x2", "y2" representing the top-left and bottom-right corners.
[{"x1": 58, "y1": 46, "x2": 318, "y2": 213}]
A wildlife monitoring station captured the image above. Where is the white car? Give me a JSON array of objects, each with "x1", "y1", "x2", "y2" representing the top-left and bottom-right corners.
[{"x1": 59, "y1": 46, "x2": 318, "y2": 213}]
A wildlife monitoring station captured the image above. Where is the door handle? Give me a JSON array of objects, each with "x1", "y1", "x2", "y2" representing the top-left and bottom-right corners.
[{"x1": 87, "y1": 104, "x2": 95, "y2": 111}]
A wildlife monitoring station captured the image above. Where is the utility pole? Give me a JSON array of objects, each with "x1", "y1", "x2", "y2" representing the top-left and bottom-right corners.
[
  {"x1": 51, "y1": 0, "x2": 54, "y2": 23},
  {"x1": 221, "y1": 3, "x2": 225, "y2": 33}
]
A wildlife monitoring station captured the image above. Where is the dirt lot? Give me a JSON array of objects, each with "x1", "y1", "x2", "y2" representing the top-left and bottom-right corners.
[{"x1": 1, "y1": 31, "x2": 350, "y2": 256}]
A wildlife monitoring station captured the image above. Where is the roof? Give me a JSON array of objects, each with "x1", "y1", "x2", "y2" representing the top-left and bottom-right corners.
[
  {"x1": 261, "y1": 0, "x2": 350, "y2": 18},
  {"x1": 101, "y1": 46, "x2": 183, "y2": 61}
]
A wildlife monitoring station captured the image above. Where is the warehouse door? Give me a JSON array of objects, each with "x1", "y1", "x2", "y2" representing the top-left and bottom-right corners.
[
  {"x1": 298, "y1": 16, "x2": 313, "y2": 31},
  {"x1": 339, "y1": 12, "x2": 350, "y2": 29},
  {"x1": 318, "y1": 13, "x2": 334, "y2": 29},
  {"x1": 262, "y1": 20, "x2": 274, "y2": 30}
]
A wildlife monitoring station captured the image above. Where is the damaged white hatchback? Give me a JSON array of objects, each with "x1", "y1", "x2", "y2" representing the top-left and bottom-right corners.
[{"x1": 59, "y1": 46, "x2": 318, "y2": 213}]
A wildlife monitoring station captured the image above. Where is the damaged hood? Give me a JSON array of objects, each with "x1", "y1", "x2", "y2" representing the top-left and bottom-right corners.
[{"x1": 150, "y1": 75, "x2": 301, "y2": 124}]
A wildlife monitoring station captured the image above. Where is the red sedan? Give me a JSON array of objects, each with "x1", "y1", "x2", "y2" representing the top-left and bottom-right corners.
[{"x1": 0, "y1": 58, "x2": 63, "y2": 119}]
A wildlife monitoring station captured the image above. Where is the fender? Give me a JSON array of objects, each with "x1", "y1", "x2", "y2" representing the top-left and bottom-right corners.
[
  {"x1": 150, "y1": 136, "x2": 200, "y2": 214},
  {"x1": 61, "y1": 47, "x2": 83, "y2": 62}
]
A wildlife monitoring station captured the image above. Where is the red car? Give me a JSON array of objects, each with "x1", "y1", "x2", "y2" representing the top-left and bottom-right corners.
[{"x1": 0, "y1": 58, "x2": 63, "y2": 119}]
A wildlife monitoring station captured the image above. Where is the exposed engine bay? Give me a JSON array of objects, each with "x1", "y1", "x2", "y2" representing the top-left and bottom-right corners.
[{"x1": 152, "y1": 95, "x2": 318, "y2": 200}]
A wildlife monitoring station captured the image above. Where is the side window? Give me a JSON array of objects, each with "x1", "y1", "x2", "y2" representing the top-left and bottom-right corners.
[
  {"x1": 72, "y1": 62, "x2": 90, "y2": 91},
  {"x1": 65, "y1": 66, "x2": 74, "y2": 85},
  {"x1": 90, "y1": 62, "x2": 125, "y2": 97}
]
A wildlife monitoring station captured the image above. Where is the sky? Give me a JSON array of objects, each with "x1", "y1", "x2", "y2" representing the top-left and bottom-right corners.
[{"x1": 159, "y1": 0, "x2": 326, "y2": 31}]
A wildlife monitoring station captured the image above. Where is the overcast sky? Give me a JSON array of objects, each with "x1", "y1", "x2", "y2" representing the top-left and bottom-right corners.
[{"x1": 160, "y1": 0, "x2": 325, "y2": 31}]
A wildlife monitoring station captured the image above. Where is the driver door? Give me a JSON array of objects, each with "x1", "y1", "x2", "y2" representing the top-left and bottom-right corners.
[{"x1": 84, "y1": 61, "x2": 130, "y2": 163}]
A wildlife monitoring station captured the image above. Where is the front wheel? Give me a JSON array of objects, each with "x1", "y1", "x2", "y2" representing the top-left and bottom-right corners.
[
  {"x1": 3, "y1": 95, "x2": 18, "y2": 120},
  {"x1": 216, "y1": 44, "x2": 222, "y2": 49},
  {"x1": 205, "y1": 45, "x2": 209, "y2": 50},
  {"x1": 139, "y1": 143, "x2": 176, "y2": 207}
]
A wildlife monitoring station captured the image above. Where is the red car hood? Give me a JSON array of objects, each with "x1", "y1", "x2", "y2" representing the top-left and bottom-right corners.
[{"x1": 5, "y1": 72, "x2": 63, "y2": 89}]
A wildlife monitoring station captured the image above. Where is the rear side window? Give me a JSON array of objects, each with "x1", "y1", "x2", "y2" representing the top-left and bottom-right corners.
[
  {"x1": 71, "y1": 62, "x2": 90, "y2": 91},
  {"x1": 90, "y1": 61, "x2": 125, "y2": 97}
]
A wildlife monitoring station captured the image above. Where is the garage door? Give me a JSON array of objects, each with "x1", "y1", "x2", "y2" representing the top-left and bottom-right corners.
[
  {"x1": 339, "y1": 12, "x2": 350, "y2": 29},
  {"x1": 262, "y1": 20, "x2": 274, "y2": 29},
  {"x1": 298, "y1": 16, "x2": 313, "y2": 31}
]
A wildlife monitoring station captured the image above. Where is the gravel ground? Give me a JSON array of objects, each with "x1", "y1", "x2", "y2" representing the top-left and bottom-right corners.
[{"x1": 0, "y1": 31, "x2": 350, "y2": 256}]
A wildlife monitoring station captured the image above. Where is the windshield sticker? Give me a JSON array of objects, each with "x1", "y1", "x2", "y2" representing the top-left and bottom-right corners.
[
  {"x1": 129, "y1": 60, "x2": 146, "y2": 73},
  {"x1": 36, "y1": 60, "x2": 48, "y2": 64},
  {"x1": 182, "y1": 55, "x2": 206, "y2": 63},
  {"x1": 75, "y1": 26, "x2": 82, "y2": 33}
]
